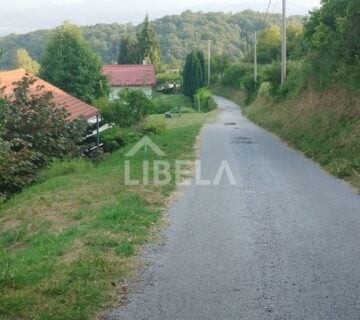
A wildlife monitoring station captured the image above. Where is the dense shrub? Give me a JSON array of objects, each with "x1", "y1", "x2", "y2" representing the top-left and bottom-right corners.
[
  {"x1": 139, "y1": 119, "x2": 167, "y2": 135},
  {"x1": 157, "y1": 72, "x2": 182, "y2": 86},
  {"x1": 242, "y1": 75, "x2": 261, "y2": 105},
  {"x1": 221, "y1": 63, "x2": 247, "y2": 89},
  {"x1": 197, "y1": 88, "x2": 217, "y2": 112},
  {"x1": 261, "y1": 61, "x2": 309, "y2": 99},
  {"x1": 210, "y1": 54, "x2": 233, "y2": 84},
  {"x1": 263, "y1": 61, "x2": 281, "y2": 96},
  {"x1": 0, "y1": 76, "x2": 86, "y2": 196},
  {"x1": 152, "y1": 93, "x2": 193, "y2": 114},
  {"x1": 100, "y1": 127, "x2": 141, "y2": 153},
  {"x1": 100, "y1": 127, "x2": 126, "y2": 152},
  {"x1": 101, "y1": 89, "x2": 154, "y2": 127},
  {"x1": 278, "y1": 61, "x2": 309, "y2": 99},
  {"x1": 0, "y1": 139, "x2": 39, "y2": 195},
  {"x1": 304, "y1": 0, "x2": 360, "y2": 92}
]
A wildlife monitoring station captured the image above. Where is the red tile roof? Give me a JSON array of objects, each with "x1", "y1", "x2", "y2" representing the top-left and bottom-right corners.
[
  {"x1": 102, "y1": 64, "x2": 156, "y2": 87},
  {"x1": 0, "y1": 68, "x2": 99, "y2": 121}
]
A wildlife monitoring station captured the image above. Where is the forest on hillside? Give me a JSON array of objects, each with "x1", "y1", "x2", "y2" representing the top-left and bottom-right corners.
[{"x1": 0, "y1": 10, "x2": 303, "y2": 69}]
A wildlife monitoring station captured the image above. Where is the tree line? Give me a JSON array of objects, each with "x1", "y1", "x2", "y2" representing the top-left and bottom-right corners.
[
  {"x1": 212, "y1": 0, "x2": 360, "y2": 103},
  {"x1": 0, "y1": 10, "x2": 303, "y2": 70}
]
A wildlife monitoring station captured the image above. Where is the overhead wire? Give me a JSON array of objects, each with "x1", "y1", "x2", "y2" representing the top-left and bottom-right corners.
[{"x1": 263, "y1": 0, "x2": 272, "y2": 24}]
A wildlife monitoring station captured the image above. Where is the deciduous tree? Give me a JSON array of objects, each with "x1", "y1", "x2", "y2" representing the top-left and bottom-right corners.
[
  {"x1": 13, "y1": 48, "x2": 40, "y2": 74},
  {"x1": 257, "y1": 25, "x2": 281, "y2": 64},
  {"x1": 0, "y1": 76, "x2": 86, "y2": 195},
  {"x1": 40, "y1": 22, "x2": 109, "y2": 103}
]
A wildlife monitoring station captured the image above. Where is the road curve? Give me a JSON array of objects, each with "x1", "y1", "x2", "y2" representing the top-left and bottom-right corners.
[{"x1": 105, "y1": 96, "x2": 360, "y2": 320}]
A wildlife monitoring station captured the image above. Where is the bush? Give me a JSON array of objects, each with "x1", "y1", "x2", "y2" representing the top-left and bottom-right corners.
[
  {"x1": 101, "y1": 89, "x2": 154, "y2": 127},
  {"x1": 221, "y1": 63, "x2": 248, "y2": 89},
  {"x1": 156, "y1": 72, "x2": 182, "y2": 86},
  {"x1": 100, "y1": 127, "x2": 126, "y2": 152},
  {"x1": 196, "y1": 88, "x2": 217, "y2": 112},
  {"x1": 102, "y1": 127, "x2": 142, "y2": 152},
  {"x1": 262, "y1": 61, "x2": 310, "y2": 99},
  {"x1": 278, "y1": 60, "x2": 309, "y2": 99},
  {"x1": 152, "y1": 93, "x2": 193, "y2": 114},
  {"x1": 263, "y1": 61, "x2": 282, "y2": 96},
  {"x1": 242, "y1": 75, "x2": 261, "y2": 105},
  {"x1": 139, "y1": 118, "x2": 167, "y2": 135},
  {"x1": 0, "y1": 139, "x2": 39, "y2": 195},
  {"x1": 100, "y1": 127, "x2": 141, "y2": 153},
  {"x1": 0, "y1": 76, "x2": 86, "y2": 196}
]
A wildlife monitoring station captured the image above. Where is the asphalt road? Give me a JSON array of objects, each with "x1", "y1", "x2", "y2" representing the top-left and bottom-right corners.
[{"x1": 105, "y1": 96, "x2": 360, "y2": 320}]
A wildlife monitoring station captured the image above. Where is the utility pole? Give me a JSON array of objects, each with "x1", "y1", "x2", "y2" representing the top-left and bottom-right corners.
[
  {"x1": 281, "y1": 0, "x2": 287, "y2": 84},
  {"x1": 208, "y1": 40, "x2": 211, "y2": 86},
  {"x1": 254, "y1": 31, "x2": 257, "y2": 83},
  {"x1": 245, "y1": 33, "x2": 250, "y2": 57}
]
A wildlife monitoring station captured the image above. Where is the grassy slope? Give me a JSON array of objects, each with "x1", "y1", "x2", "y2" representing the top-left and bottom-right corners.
[
  {"x1": 243, "y1": 88, "x2": 360, "y2": 192},
  {"x1": 0, "y1": 113, "x2": 211, "y2": 319},
  {"x1": 212, "y1": 83, "x2": 359, "y2": 191}
]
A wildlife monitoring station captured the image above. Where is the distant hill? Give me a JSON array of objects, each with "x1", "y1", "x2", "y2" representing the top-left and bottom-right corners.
[{"x1": 0, "y1": 10, "x2": 304, "y2": 70}]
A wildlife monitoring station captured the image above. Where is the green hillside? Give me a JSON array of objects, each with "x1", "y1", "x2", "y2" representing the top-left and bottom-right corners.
[{"x1": 0, "y1": 10, "x2": 303, "y2": 69}]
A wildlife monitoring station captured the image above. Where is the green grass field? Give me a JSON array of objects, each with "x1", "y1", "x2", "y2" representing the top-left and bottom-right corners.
[{"x1": 0, "y1": 111, "x2": 213, "y2": 319}]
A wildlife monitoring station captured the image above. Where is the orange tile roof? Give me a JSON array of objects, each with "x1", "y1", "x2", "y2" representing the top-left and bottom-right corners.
[
  {"x1": 0, "y1": 69, "x2": 99, "y2": 121},
  {"x1": 102, "y1": 64, "x2": 156, "y2": 87}
]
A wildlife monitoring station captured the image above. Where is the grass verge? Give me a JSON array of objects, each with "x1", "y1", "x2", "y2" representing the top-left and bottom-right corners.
[
  {"x1": 0, "y1": 111, "x2": 212, "y2": 319},
  {"x1": 243, "y1": 88, "x2": 360, "y2": 192}
]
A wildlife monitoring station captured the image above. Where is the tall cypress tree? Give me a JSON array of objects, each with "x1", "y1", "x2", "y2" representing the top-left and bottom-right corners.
[
  {"x1": 196, "y1": 50, "x2": 206, "y2": 87},
  {"x1": 183, "y1": 50, "x2": 206, "y2": 100},
  {"x1": 138, "y1": 15, "x2": 162, "y2": 71}
]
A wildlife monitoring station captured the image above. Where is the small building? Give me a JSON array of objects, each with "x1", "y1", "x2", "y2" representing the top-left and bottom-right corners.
[
  {"x1": 0, "y1": 68, "x2": 109, "y2": 150},
  {"x1": 102, "y1": 64, "x2": 157, "y2": 100}
]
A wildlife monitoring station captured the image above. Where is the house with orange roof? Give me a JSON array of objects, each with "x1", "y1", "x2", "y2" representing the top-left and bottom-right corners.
[
  {"x1": 102, "y1": 64, "x2": 156, "y2": 100},
  {"x1": 0, "y1": 68, "x2": 109, "y2": 149}
]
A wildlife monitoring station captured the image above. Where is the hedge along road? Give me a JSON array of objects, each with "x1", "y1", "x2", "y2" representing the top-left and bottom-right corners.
[{"x1": 105, "y1": 96, "x2": 360, "y2": 320}]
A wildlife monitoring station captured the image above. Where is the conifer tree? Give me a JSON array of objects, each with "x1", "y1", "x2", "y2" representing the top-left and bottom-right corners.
[
  {"x1": 118, "y1": 33, "x2": 140, "y2": 64},
  {"x1": 138, "y1": 15, "x2": 162, "y2": 71},
  {"x1": 183, "y1": 50, "x2": 206, "y2": 100}
]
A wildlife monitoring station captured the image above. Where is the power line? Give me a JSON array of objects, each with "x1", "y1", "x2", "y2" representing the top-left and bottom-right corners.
[{"x1": 264, "y1": 0, "x2": 272, "y2": 24}]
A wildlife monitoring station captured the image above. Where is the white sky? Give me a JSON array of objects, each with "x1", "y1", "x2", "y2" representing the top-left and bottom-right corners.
[
  {"x1": 1, "y1": 0, "x2": 322, "y2": 12},
  {"x1": 0, "y1": 0, "x2": 322, "y2": 35}
]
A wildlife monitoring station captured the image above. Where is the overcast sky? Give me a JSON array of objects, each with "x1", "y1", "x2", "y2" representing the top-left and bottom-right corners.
[
  {"x1": 0, "y1": 0, "x2": 322, "y2": 35},
  {"x1": 1, "y1": 0, "x2": 321, "y2": 11}
]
